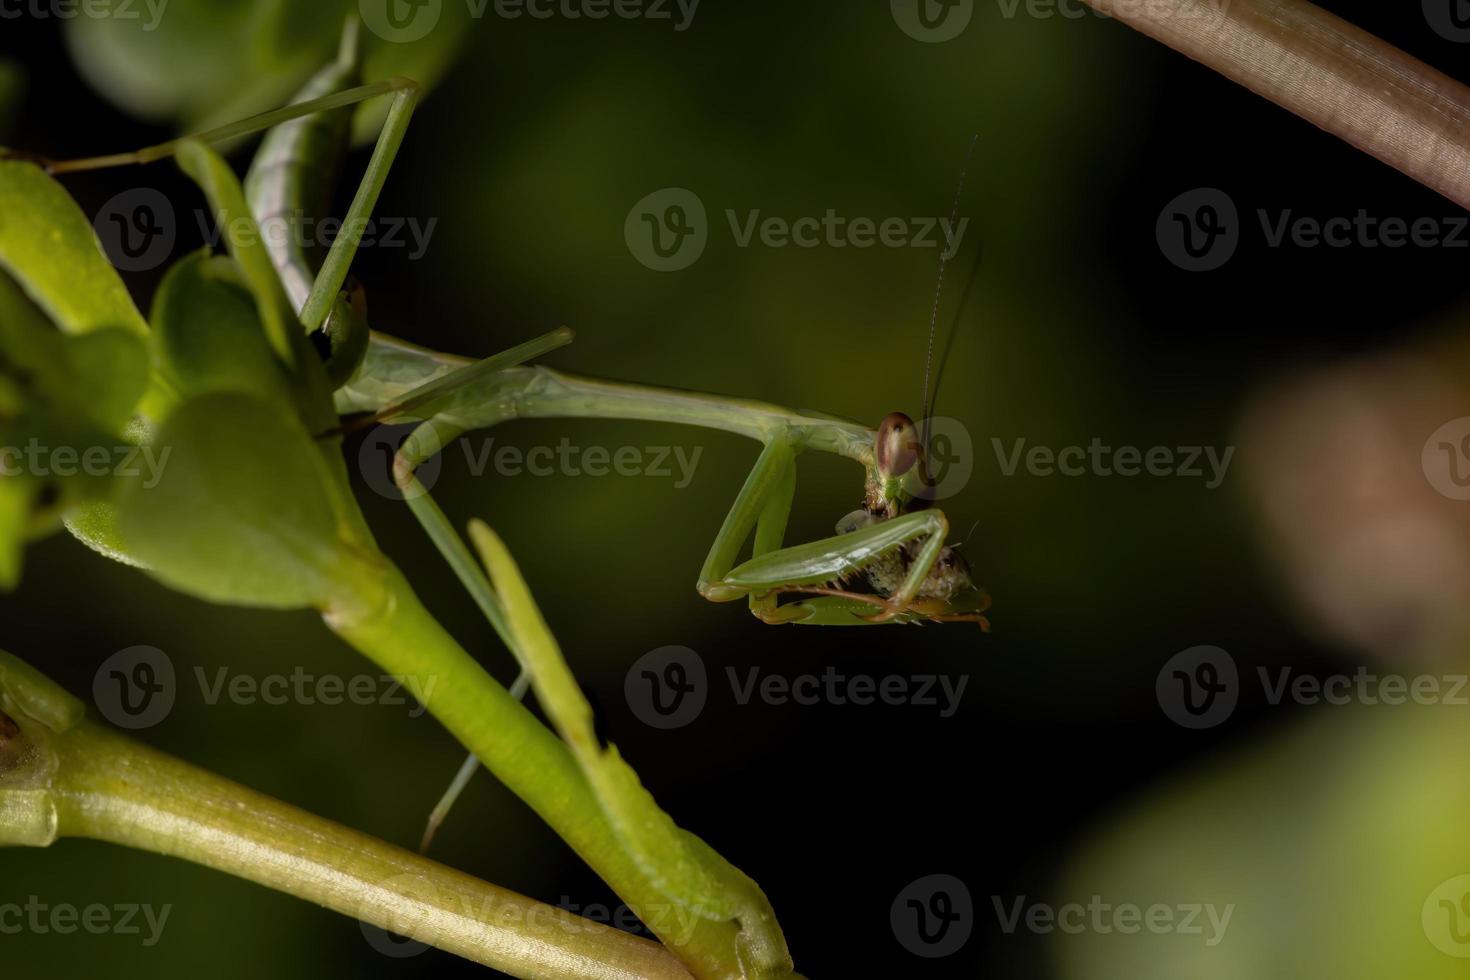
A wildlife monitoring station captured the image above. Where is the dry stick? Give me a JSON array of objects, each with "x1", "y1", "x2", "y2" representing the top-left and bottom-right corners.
[{"x1": 1082, "y1": 0, "x2": 1470, "y2": 210}]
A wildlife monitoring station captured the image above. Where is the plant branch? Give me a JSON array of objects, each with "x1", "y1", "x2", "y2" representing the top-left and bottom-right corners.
[
  {"x1": 0, "y1": 656, "x2": 694, "y2": 980},
  {"x1": 323, "y1": 563, "x2": 764, "y2": 980},
  {"x1": 1084, "y1": 0, "x2": 1470, "y2": 209}
]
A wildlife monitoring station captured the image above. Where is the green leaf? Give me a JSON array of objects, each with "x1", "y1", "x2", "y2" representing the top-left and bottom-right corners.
[
  {"x1": 0, "y1": 269, "x2": 148, "y2": 435},
  {"x1": 174, "y1": 141, "x2": 296, "y2": 364},
  {"x1": 61, "y1": 329, "x2": 152, "y2": 436},
  {"x1": 63, "y1": 501, "x2": 146, "y2": 571},
  {"x1": 64, "y1": 2, "x2": 469, "y2": 146},
  {"x1": 115, "y1": 391, "x2": 351, "y2": 609},
  {"x1": 62, "y1": 0, "x2": 293, "y2": 129},
  {"x1": 0, "y1": 160, "x2": 148, "y2": 338},
  {"x1": 150, "y1": 250, "x2": 294, "y2": 406},
  {"x1": 469, "y1": 519, "x2": 738, "y2": 920},
  {"x1": 1056, "y1": 703, "x2": 1470, "y2": 980},
  {"x1": 0, "y1": 268, "x2": 149, "y2": 587},
  {"x1": 172, "y1": 140, "x2": 341, "y2": 437}
]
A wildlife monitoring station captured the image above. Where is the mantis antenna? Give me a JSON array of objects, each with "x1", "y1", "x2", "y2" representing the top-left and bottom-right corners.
[{"x1": 919, "y1": 133, "x2": 979, "y2": 468}]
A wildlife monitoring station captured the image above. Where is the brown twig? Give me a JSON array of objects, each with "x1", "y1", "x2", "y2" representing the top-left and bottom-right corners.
[{"x1": 1084, "y1": 0, "x2": 1470, "y2": 210}]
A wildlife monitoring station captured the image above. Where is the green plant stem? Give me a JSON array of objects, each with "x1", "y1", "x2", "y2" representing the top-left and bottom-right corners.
[
  {"x1": 0, "y1": 708, "x2": 693, "y2": 980},
  {"x1": 324, "y1": 563, "x2": 757, "y2": 980},
  {"x1": 1084, "y1": 0, "x2": 1470, "y2": 209}
]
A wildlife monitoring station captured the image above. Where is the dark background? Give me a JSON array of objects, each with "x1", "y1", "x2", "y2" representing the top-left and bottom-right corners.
[{"x1": 3, "y1": 2, "x2": 1470, "y2": 977}]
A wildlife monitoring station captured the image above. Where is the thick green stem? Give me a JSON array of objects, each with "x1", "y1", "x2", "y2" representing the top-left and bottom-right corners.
[
  {"x1": 0, "y1": 665, "x2": 693, "y2": 980},
  {"x1": 323, "y1": 564, "x2": 757, "y2": 980}
]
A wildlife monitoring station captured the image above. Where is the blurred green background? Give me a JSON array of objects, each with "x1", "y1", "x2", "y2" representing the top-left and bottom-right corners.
[{"x1": 4, "y1": 1, "x2": 1470, "y2": 977}]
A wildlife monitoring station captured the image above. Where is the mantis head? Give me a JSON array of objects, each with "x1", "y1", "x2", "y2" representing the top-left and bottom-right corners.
[{"x1": 869, "y1": 411, "x2": 928, "y2": 518}]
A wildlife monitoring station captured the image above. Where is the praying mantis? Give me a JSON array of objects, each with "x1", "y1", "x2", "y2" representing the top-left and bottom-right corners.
[
  {"x1": 22, "y1": 21, "x2": 992, "y2": 632},
  {"x1": 1, "y1": 16, "x2": 987, "y2": 974}
]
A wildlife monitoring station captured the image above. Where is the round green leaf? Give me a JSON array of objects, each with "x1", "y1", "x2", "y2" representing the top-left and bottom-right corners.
[
  {"x1": 150, "y1": 251, "x2": 295, "y2": 407},
  {"x1": 115, "y1": 391, "x2": 352, "y2": 609}
]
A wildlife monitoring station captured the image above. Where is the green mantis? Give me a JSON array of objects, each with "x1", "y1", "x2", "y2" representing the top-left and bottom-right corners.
[{"x1": 26, "y1": 21, "x2": 992, "y2": 632}]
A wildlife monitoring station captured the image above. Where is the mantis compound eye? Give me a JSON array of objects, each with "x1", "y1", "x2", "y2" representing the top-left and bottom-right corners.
[{"x1": 875, "y1": 411, "x2": 921, "y2": 479}]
